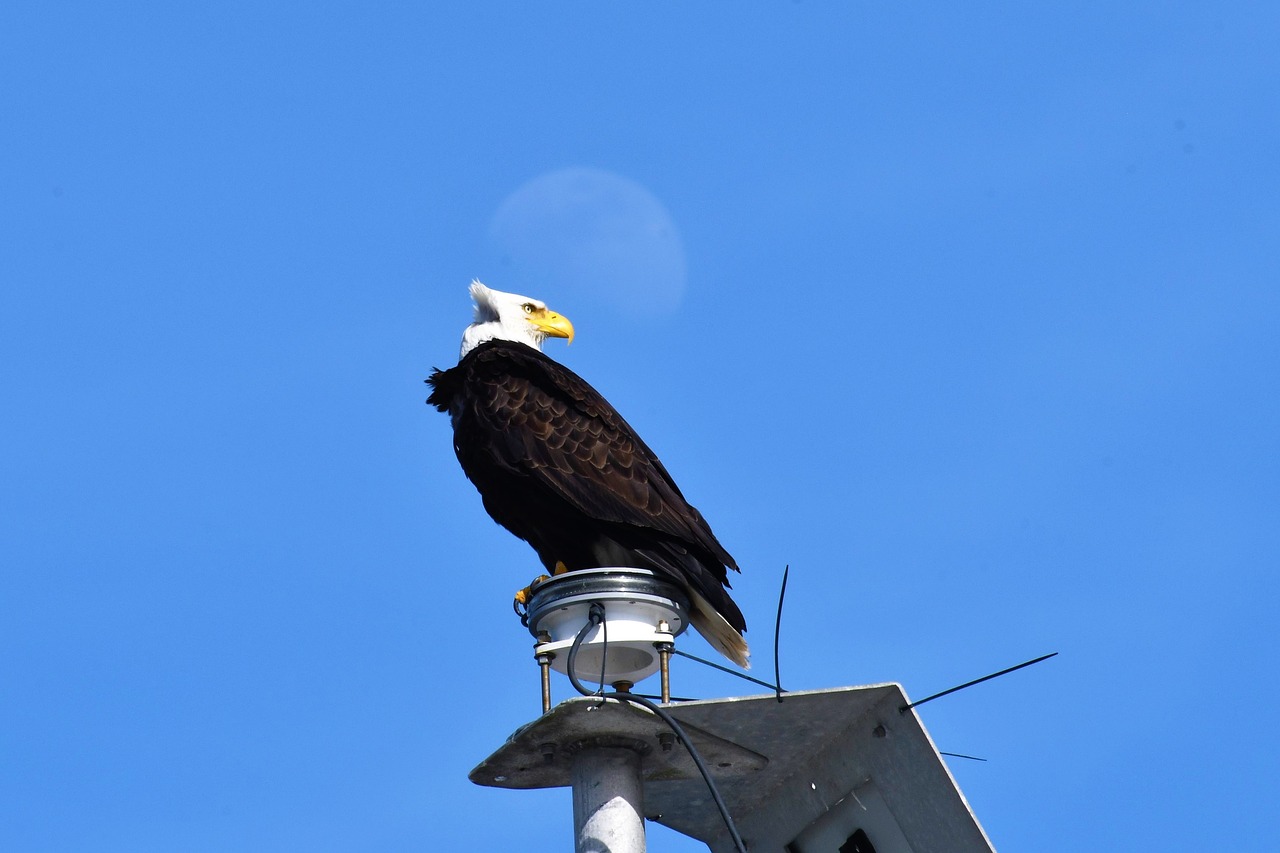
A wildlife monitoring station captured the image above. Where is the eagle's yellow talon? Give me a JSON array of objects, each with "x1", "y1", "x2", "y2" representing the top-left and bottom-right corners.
[
  {"x1": 514, "y1": 574, "x2": 552, "y2": 607},
  {"x1": 554, "y1": 561, "x2": 569, "y2": 575}
]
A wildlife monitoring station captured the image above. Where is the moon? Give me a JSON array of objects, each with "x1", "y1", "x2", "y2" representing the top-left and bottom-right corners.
[{"x1": 488, "y1": 167, "x2": 688, "y2": 317}]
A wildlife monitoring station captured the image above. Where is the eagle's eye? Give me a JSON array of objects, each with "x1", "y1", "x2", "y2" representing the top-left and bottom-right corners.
[{"x1": 521, "y1": 303, "x2": 536, "y2": 315}]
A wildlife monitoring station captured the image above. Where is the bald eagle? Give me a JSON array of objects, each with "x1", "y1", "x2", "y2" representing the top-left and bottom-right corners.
[{"x1": 426, "y1": 281, "x2": 749, "y2": 667}]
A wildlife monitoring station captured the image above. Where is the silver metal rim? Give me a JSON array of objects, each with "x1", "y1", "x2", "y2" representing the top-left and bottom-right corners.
[{"x1": 525, "y1": 568, "x2": 690, "y2": 638}]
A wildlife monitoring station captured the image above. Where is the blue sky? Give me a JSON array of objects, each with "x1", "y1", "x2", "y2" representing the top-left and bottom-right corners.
[{"x1": 3, "y1": 3, "x2": 1278, "y2": 851}]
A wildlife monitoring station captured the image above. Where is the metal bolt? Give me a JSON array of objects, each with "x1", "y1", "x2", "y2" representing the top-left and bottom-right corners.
[
  {"x1": 658, "y1": 732, "x2": 676, "y2": 753},
  {"x1": 537, "y1": 652, "x2": 554, "y2": 714}
]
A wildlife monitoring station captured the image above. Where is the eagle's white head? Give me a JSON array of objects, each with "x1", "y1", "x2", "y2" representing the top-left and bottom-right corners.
[{"x1": 459, "y1": 280, "x2": 575, "y2": 359}]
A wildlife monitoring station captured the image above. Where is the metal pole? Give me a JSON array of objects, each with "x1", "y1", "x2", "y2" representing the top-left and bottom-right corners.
[{"x1": 571, "y1": 745, "x2": 646, "y2": 853}]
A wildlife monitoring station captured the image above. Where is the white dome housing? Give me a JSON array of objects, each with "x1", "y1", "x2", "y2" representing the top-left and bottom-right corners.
[{"x1": 526, "y1": 568, "x2": 690, "y2": 686}]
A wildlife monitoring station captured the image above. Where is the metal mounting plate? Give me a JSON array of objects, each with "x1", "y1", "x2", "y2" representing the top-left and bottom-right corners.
[
  {"x1": 471, "y1": 684, "x2": 994, "y2": 853},
  {"x1": 469, "y1": 696, "x2": 767, "y2": 790}
]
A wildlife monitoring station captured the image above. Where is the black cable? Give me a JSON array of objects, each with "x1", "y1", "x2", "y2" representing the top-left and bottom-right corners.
[
  {"x1": 564, "y1": 602, "x2": 748, "y2": 853},
  {"x1": 669, "y1": 648, "x2": 781, "y2": 692},
  {"x1": 598, "y1": 604, "x2": 608, "y2": 689},
  {"x1": 773, "y1": 565, "x2": 789, "y2": 703},
  {"x1": 566, "y1": 603, "x2": 606, "y2": 698},
  {"x1": 900, "y1": 651, "x2": 1058, "y2": 713},
  {"x1": 612, "y1": 690, "x2": 749, "y2": 853}
]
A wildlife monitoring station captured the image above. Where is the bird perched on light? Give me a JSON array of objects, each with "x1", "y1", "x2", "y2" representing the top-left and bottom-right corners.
[{"x1": 426, "y1": 281, "x2": 749, "y2": 667}]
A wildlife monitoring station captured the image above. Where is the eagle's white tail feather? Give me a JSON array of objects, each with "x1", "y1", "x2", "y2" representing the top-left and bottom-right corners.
[{"x1": 688, "y1": 589, "x2": 750, "y2": 669}]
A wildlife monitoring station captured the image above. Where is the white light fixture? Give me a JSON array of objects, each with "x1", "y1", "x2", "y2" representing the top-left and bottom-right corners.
[{"x1": 525, "y1": 568, "x2": 689, "y2": 687}]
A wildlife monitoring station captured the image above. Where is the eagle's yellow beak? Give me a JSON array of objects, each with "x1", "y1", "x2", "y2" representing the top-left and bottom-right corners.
[{"x1": 531, "y1": 309, "x2": 575, "y2": 344}]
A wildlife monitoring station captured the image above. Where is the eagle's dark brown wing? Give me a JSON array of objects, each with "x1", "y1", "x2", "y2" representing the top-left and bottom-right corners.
[{"x1": 427, "y1": 340, "x2": 743, "y2": 636}]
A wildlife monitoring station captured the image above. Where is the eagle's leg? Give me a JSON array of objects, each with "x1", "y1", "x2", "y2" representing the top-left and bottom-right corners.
[
  {"x1": 514, "y1": 576, "x2": 550, "y2": 609},
  {"x1": 514, "y1": 562, "x2": 571, "y2": 611}
]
